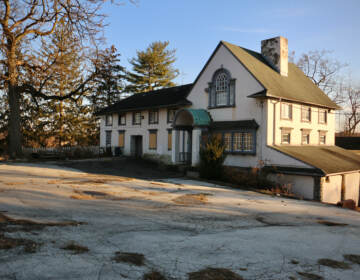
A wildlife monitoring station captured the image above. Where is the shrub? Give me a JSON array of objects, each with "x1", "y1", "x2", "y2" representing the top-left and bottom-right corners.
[
  {"x1": 199, "y1": 136, "x2": 226, "y2": 180},
  {"x1": 223, "y1": 166, "x2": 275, "y2": 189}
]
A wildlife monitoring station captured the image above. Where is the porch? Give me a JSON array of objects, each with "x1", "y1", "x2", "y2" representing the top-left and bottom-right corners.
[{"x1": 171, "y1": 109, "x2": 212, "y2": 166}]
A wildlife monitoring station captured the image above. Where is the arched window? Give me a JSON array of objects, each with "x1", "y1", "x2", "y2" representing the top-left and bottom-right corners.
[
  {"x1": 208, "y1": 68, "x2": 235, "y2": 108},
  {"x1": 215, "y1": 72, "x2": 229, "y2": 106}
]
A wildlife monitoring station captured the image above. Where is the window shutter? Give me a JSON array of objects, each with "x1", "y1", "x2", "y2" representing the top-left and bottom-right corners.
[{"x1": 229, "y1": 79, "x2": 236, "y2": 106}]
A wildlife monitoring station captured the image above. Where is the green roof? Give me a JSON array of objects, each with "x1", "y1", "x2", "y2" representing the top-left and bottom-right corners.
[
  {"x1": 271, "y1": 145, "x2": 360, "y2": 175},
  {"x1": 186, "y1": 109, "x2": 212, "y2": 126},
  {"x1": 222, "y1": 41, "x2": 341, "y2": 110}
]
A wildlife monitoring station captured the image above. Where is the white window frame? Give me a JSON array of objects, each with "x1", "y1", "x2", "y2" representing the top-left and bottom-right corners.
[
  {"x1": 118, "y1": 114, "x2": 126, "y2": 126},
  {"x1": 105, "y1": 130, "x2": 112, "y2": 146},
  {"x1": 105, "y1": 115, "x2": 113, "y2": 126},
  {"x1": 301, "y1": 106, "x2": 311, "y2": 122},
  {"x1": 301, "y1": 130, "x2": 310, "y2": 145},
  {"x1": 281, "y1": 102, "x2": 292, "y2": 120},
  {"x1": 318, "y1": 109, "x2": 327, "y2": 124},
  {"x1": 149, "y1": 110, "x2": 159, "y2": 124},
  {"x1": 281, "y1": 128, "x2": 292, "y2": 144},
  {"x1": 133, "y1": 112, "x2": 141, "y2": 125}
]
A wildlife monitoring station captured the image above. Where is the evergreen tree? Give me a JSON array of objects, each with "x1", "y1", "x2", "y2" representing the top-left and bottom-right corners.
[
  {"x1": 23, "y1": 22, "x2": 98, "y2": 147},
  {"x1": 126, "y1": 41, "x2": 179, "y2": 93},
  {"x1": 90, "y1": 45, "x2": 126, "y2": 111}
]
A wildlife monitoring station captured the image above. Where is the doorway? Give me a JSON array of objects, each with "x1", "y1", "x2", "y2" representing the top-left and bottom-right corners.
[{"x1": 131, "y1": 135, "x2": 143, "y2": 158}]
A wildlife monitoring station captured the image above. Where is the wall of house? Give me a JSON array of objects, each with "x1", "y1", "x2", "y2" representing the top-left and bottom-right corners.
[
  {"x1": 186, "y1": 44, "x2": 266, "y2": 168},
  {"x1": 266, "y1": 99, "x2": 336, "y2": 146},
  {"x1": 268, "y1": 173, "x2": 315, "y2": 199},
  {"x1": 99, "y1": 108, "x2": 173, "y2": 162},
  {"x1": 343, "y1": 172, "x2": 360, "y2": 206},
  {"x1": 321, "y1": 175, "x2": 342, "y2": 204}
]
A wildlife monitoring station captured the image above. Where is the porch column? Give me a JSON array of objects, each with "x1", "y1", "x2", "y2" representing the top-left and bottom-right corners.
[
  {"x1": 172, "y1": 129, "x2": 180, "y2": 164},
  {"x1": 191, "y1": 128, "x2": 202, "y2": 166}
]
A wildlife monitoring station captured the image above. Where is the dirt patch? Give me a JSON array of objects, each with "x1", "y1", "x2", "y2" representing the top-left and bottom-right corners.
[
  {"x1": 70, "y1": 190, "x2": 124, "y2": 201},
  {"x1": 172, "y1": 193, "x2": 212, "y2": 206},
  {"x1": 343, "y1": 254, "x2": 360, "y2": 265},
  {"x1": 0, "y1": 233, "x2": 38, "y2": 253},
  {"x1": 0, "y1": 213, "x2": 85, "y2": 233},
  {"x1": 143, "y1": 270, "x2": 167, "y2": 280},
  {"x1": 3, "y1": 182, "x2": 24, "y2": 186},
  {"x1": 317, "y1": 258, "x2": 351, "y2": 269},
  {"x1": 112, "y1": 251, "x2": 145, "y2": 266},
  {"x1": 61, "y1": 241, "x2": 89, "y2": 254},
  {"x1": 188, "y1": 267, "x2": 244, "y2": 280},
  {"x1": 297, "y1": 271, "x2": 324, "y2": 280},
  {"x1": 317, "y1": 220, "x2": 348, "y2": 227}
]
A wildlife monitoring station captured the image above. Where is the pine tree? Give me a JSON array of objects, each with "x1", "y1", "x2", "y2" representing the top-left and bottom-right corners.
[
  {"x1": 126, "y1": 41, "x2": 179, "y2": 93},
  {"x1": 90, "y1": 46, "x2": 126, "y2": 111},
  {"x1": 23, "y1": 22, "x2": 98, "y2": 147}
]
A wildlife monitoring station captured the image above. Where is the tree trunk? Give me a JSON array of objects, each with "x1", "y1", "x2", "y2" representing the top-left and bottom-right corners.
[{"x1": 8, "y1": 83, "x2": 22, "y2": 158}]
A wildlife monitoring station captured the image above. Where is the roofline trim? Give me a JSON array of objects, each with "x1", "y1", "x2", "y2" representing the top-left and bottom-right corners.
[{"x1": 248, "y1": 92, "x2": 341, "y2": 110}]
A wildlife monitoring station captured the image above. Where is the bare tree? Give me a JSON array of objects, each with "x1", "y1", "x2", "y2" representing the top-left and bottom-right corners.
[
  {"x1": 341, "y1": 81, "x2": 360, "y2": 135},
  {"x1": 0, "y1": 0, "x2": 132, "y2": 158},
  {"x1": 295, "y1": 50, "x2": 347, "y2": 104}
]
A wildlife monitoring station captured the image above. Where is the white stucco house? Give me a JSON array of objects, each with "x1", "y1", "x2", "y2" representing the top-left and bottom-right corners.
[{"x1": 97, "y1": 36, "x2": 360, "y2": 205}]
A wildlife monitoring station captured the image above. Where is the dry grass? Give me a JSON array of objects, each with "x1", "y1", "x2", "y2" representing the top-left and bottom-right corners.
[
  {"x1": 61, "y1": 241, "x2": 89, "y2": 254},
  {"x1": 317, "y1": 258, "x2": 351, "y2": 269},
  {"x1": 70, "y1": 190, "x2": 123, "y2": 201},
  {"x1": 343, "y1": 254, "x2": 360, "y2": 265},
  {"x1": 188, "y1": 267, "x2": 244, "y2": 280},
  {"x1": 143, "y1": 271, "x2": 167, "y2": 280},
  {"x1": 0, "y1": 213, "x2": 85, "y2": 233},
  {"x1": 3, "y1": 182, "x2": 24, "y2": 186},
  {"x1": 297, "y1": 271, "x2": 324, "y2": 280},
  {"x1": 317, "y1": 220, "x2": 348, "y2": 227},
  {"x1": 112, "y1": 251, "x2": 145, "y2": 266},
  {"x1": 0, "y1": 233, "x2": 39, "y2": 253},
  {"x1": 172, "y1": 193, "x2": 212, "y2": 206}
]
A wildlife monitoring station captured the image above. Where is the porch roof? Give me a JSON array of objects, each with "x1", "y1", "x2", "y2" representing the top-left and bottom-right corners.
[{"x1": 173, "y1": 108, "x2": 212, "y2": 128}]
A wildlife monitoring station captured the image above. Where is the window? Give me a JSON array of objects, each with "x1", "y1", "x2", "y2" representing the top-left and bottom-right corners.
[
  {"x1": 223, "y1": 133, "x2": 231, "y2": 152},
  {"x1": 118, "y1": 114, "x2": 126, "y2": 126},
  {"x1": 133, "y1": 112, "x2": 141, "y2": 125},
  {"x1": 281, "y1": 103, "x2": 292, "y2": 120},
  {"x1": 168, "y1": 130, "x2": 172, "y2": 151},
  {"x1": 318, "y1": 109, "x2": 327, "y2": 124},
  {"x1": 105, "y1": 131, "x2": 112, "y2": 146},
  {"x1": 215, "y1": 73, "x2": 229, "y2": 106},
  {"x1": 208, "y1": 69, "x2": 235, "y2": 108},
  {"x1": 301, "y1": 106, "x2": 311, "y2": 122},
  {"x1": 149, "y1": 110, "x2": 159, "y2": 124},
  {"x1": 281, "y1": 129, "x2": 291, "y2": 144},
  {"x1": 213, "y1": 131, "x2": 256, "y2": 154},
  {"x1": 167, "y1": 109, "x2": 177, "y2": 123},
  {"x1": 319, "y1": 131, "x2": 326, "y2": 145},
  {"x1": 118, "y1": 131, "x2": 125, "y2": 148},
  {"x1": 106, "y1": 115, "x2": 113, "y2": 126},
  {"x1": 149, "y1": 130, "x2": 157, "y2": 150},
  {"x1": 301, "y1": 130, "x2": 310, "y2": 145}
]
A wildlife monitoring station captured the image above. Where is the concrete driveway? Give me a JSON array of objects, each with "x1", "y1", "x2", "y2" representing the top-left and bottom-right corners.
[{"x1": 0, "y1": 161, "x2": 360, "y2": 280}]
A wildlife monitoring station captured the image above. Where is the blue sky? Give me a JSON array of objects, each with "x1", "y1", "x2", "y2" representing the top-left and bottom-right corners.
[{"x1": 101, "y1": 0, "x2": 360, "y2": 84}]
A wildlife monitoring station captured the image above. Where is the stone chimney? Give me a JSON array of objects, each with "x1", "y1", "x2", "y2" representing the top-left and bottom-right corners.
[{"x1": 261, "y1": 36, "x2": 288, "y2": 77}]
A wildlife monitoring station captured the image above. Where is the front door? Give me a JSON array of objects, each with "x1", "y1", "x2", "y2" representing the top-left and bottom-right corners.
[{"x1": 131, "y1": 136, "x2": 143, "y2": 158}]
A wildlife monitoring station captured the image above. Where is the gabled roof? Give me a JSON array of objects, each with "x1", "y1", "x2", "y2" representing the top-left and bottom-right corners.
[
  {"x1": 270, "y1": 145, "x2": 360, "y2": 175},
  {"x1": 96, "y1": 84, "x2": 193, "y2": 115},
  {"x1": 221, "y1": 41, "x2": 341, "y2": 110}
]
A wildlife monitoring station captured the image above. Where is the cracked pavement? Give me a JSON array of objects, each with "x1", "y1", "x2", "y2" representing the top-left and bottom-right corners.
[{"x1": 0, "y1": 162, "x2": 360, "y2": 279}]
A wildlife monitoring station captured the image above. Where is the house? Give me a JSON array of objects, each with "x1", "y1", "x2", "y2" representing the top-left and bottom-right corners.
[{"x1": 97, "y1": 36, "x2": 360, "y2": 206}]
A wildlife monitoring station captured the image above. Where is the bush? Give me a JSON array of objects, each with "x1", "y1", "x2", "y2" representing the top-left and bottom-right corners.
[
  {"x1": 223, "y1": 166, "x2": 275, "y2": 189},
  {"x1": 199, "y1": 136, "x2": 226, "y2": 180}
]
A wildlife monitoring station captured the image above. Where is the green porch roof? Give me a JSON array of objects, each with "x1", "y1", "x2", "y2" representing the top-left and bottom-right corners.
[{"x1": 186, "y1": 109, "x2": 212, "y2": 126}]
